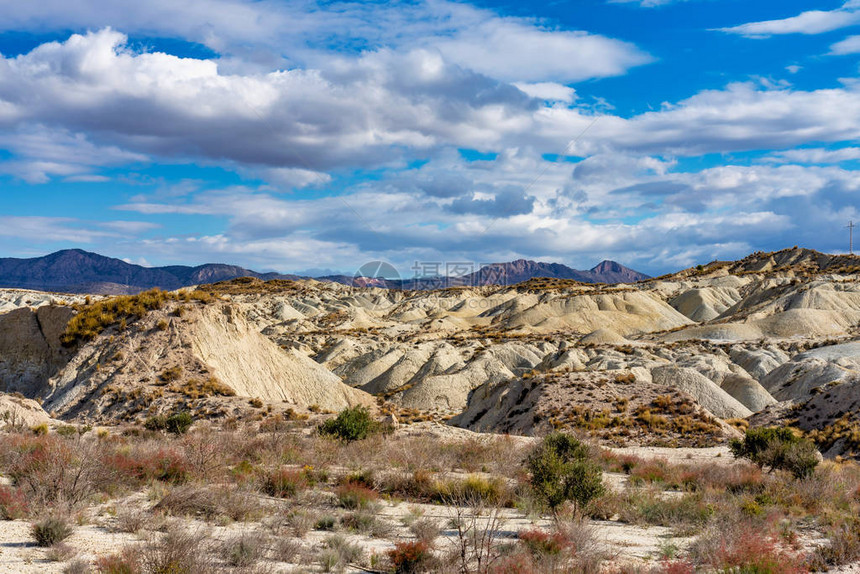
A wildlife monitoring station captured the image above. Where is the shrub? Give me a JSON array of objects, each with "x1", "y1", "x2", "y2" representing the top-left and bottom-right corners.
[
  {"x1": 56, "y1": 426, "x2": 78, "y2": 438},
  {"x1": 315, "y1": 514, "x2": 338, "y2": 531},
  {"x1": 65, "y1": 559, "x2": 93, "y2": 574},
  {"x1": 689, "y1": 522, "x2": 806, "y2": 574},
  {"x1": 138, "y1": 526, "x2": 211, "y2": 574},
  {"x1": 809, "y1": 519, "x2": 860, "y2": 568},
  {"x1": 108, "y1": 448, "x2": 189, "y2": 485},
  {"x1": 730, "y1": 427, "x2": 820, "y2": 479},
  {"x1": 3, "y1": 434, "x2": 108, "y2": 509},
  {"x1": 32, "y1": 515, "x2": 74, "y2": 547},
  {"x1": 95, "y1": 549, "x2": 141, "y2": 574},
  {"x1": 319, "y1": 406, "x2": 380, "y2": 442},
  {"x1": 321, "y1": 534, "x2": 363, "y2": 570},
  {"x1": 489, "y1": 552, "x2": 536, "y2": 574},
  {"x1": 518, "y1": 528, "x2": 569, "y2": 556},
  {"x1": 46, "y1": 542, "x2": 78, "y2": 562},
  {"x1": 409, "y1": 518, "x2": 441, "y2": 544},
  {"x1": 113, "y1": 508, "x2": 149, "y2": 534},
  {"x1": 261, "y1": 469, "x2": 307, "y2": 498},
  {"x1": 62, "y1": 289, "x2": 174, "y2": 345},
  {"x1": 221, "y1": 532, "x2": 266, "y2": 567},
  {"x1": 335, "y1": 483, "x2": 378, "y2": 509},
  {"x1": 388, "y1": 540, "x2": 434, "y2": 574},
  {"x1": 144, "y1": 412, "x2": 193, "y2": 435},
  {"x1": 341, "y1": 510, "x2": 376, "y2": 534},
  {"x1": 0, "y1": 485, "x2": 29, "y2": 519},
  {"x1": 526, "y1": 432, "x2": 605, "y2": 514}
]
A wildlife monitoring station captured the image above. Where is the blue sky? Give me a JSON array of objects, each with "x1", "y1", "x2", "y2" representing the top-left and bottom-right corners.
[{"x1": 0, "y1": 0, "x2": 859, "y2": 276}]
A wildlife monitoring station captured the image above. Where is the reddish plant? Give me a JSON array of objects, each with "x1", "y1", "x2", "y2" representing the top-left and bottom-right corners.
[
  {"x1": 711, "y1": 528, "x2": 807, "y2": 574},
  {"x1": 518, "y1": 528, "x2": 570, "y2": 556},
  {"x1": 662, "y1": 559, "x2": 695, "y2": 574},
  {"x1": 95, "y1": 549, "x2": 141, "y2": 574},
  {"x1": 335, "y1": 483, "x2": 378, "y2": 509},
  {"x1": 0, "y1": 486, "x2": 29, "y2": 520},
  {"x1": 630, "y1": 459, "x2": 674, "y2": 485},
  {"x1": 489, "y1": 551, "x2": 537, "y2": 574},
  {"x1": 388, "y1": 540, "x2": 433, "y2": 574},
  {"x1": 107, "y1": 448, "x2": 189, "y2": 485}
]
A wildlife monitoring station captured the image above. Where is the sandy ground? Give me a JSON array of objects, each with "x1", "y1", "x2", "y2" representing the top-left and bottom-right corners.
[
  {"x1": 608, "y1": 445, "x2": 734, "y2": 466},
  {"x1": 0, "y1": 520, "x2": 138, "y2": 573}
]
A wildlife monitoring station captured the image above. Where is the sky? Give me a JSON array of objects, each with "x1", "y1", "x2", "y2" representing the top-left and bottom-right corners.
[{"x1": 0, "y1": 0, "x2": 859, "y2": 277}]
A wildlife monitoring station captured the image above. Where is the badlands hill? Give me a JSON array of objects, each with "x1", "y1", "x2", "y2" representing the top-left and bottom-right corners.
[{"x1": 1, "y1": 247, "x2": 860, "y2": 457}]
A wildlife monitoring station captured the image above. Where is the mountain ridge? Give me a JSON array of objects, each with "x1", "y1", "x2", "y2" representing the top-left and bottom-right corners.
[{"x1": 0, "y1": 249, "x2": 649, "y2": 294}]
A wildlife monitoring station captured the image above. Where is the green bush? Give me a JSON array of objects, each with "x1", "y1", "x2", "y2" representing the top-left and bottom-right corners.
[
  {"x1": 144, "y1": 412, "x2": 193, "y2": 435},
  {"x1": 730, "y1": 427, "x2": 820, "y2": 479},
  {"x1": 526, "y1": 432, "x2": 605, "y2": 514},
  {"x1": 318, "y1": 406, "x2": 380, "y2": 442}
]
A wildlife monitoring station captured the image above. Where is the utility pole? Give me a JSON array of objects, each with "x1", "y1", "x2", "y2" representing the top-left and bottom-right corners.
[{"x1": 849, "y1": 221, "x2": 856, "y2": 255}]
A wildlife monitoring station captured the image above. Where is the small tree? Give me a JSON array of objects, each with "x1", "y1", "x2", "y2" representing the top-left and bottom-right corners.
[
  {"x1": 527, "y1": 433, "x2": 605, "y2": 516},
  {"x1": 730, "y1": 427, "x2": 820, "y2": 479},
  {"x1": 145, "y1": 411, "x2": 193, "y2": 435},
  {"x1": 318, "y1": 406, "x2": 380, "y2": 442}
]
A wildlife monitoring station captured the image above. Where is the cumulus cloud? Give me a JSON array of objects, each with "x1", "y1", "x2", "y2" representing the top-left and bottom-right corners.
[
  {"x1": 432, "y1": 20, "x2": 650, "y2": 83},
  {"x1": 720, "y1": 2, "x2": 860, "y2": 37},
  {"x1": 0, "y1": 0, "x2": 649, "y2": 84},
  {"x1": 830, "y1": 35, "x2": 860, "y2": 54},
  {"x1": 2, "y1": 30, "x2": 860, "y2": 186},
  {"x1": 0, "y1": 125, "x2": 146, "y2": 183},
  {"x1": 0, "y1": 8, "x2": 859, "y2": 274},
  {"x1": 106, "y1": 144, "x2": 860, "y2": 275},
  {"x1": 514, "y1": 83, "x2": 577, "y2": 103}
]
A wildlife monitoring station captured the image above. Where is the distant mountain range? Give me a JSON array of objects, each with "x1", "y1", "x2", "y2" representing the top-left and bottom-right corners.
[{"x1": 0, "y1": 249, "x2": 650, "y2": 294}]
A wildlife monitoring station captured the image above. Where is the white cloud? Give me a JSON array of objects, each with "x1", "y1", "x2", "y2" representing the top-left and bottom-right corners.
[
  {"x1": 830, "y1": 34, "x2": 860, "y2": 54},
  {"x1": 514, "y1": 82, "x2": 577, "y2": 103},
  {"x1": 107, "y1": 146, "x2": 860, "y2": 275},
  {"x1": 720, "y1": 3, "x2": 860, "y2": 37},
  {"x1": 765, "y1": 147, "x2": 860, "y2": 163},
  {"x1": 3, "y1": 30, "x2": 858, "y2": 187},
  {"x1": 0, "y1": 217, "x2": 123, "y2": 242},
  {"x1": 0, "y1": 0, "x2": 649, "y2": 85},
  {"x1": 0, "y1": 125, "x2": 146, "y2": 183},
  {"x1": 432, "y1": 20, "x2": 651, "y2": 83}
]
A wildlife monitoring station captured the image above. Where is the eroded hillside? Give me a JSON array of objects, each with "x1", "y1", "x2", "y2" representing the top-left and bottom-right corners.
[{"x1": 3, "y1": 247, "x2": 860, "y2": 456}]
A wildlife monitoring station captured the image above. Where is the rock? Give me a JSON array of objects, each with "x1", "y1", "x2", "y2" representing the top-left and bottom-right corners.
[
  {"x1": 580, "y1": 328, "x2": 628, "y2": 346},
  {"x1": 651, "y1": 366, "x2": 752, "y2": 419},
  {"x1": 720, "y1": 374, "x2": 777, "y2": 412}
]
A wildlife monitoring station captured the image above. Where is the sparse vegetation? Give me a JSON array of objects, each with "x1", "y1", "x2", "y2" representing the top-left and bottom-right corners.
[
  {"x1": 32, "y1": 515, "x2": 74, "y2": 547},
  {"x1": 730, "y1": 427, "x2": 820, "y2": 479},
  {"x1": 144, "y1": 411, "x2": 194, "y2": 435},
  {"x1": 319, "y1": 405, "x2": 381, "y2": 442},
  {"x1": 527, "y1": 432, "x2": 605, "y2": 515}
]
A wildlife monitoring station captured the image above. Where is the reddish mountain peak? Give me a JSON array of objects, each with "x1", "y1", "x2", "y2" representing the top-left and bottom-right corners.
[{"x1": 591, "y1": 260, "x2": 623, "y2": 273}]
